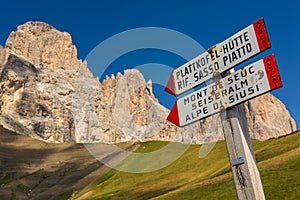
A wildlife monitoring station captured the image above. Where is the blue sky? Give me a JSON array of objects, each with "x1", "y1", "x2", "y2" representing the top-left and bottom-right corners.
[{"x1": 1, "y1": 0, "x2": 299, "y2": 127}]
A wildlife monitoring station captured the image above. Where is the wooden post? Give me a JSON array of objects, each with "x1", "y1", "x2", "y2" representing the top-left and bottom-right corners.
[{"x1": 220, "y1": 103, "x2": 265, "y2": 200}]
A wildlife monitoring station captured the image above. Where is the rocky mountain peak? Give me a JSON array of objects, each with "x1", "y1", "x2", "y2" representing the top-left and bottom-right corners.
[
  {"x1": 0, "y1": 21, "x2": 297, "y2": 143},
  {"x1": 5, "y1": 21, "x2": 81, "y2": 70}
]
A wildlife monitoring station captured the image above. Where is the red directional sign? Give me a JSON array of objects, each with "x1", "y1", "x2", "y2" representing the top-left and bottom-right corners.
[
  {"x1": 167, "y1": 54, "x2": 282, "y2": 127},
  {"x1": 165, "y1": 18, "x2": 271, "y2": 96}
]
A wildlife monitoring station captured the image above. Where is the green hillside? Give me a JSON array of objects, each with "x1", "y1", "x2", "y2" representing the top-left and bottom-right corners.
[
  {"x1": 73, "y1": 131, "x2": 300, "y2": 200},
  {"x1": 1, "y1": 126, "x2": 299, "y2": 200}
]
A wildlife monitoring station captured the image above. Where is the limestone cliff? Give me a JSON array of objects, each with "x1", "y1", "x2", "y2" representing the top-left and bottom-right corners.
[{"x1": 0, "y1": 21, "x2": 296, "y2": 143}]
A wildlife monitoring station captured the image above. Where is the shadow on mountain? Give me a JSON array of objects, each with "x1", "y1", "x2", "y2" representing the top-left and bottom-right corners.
[{"x1": 0, "y1": 126, "x2": 108, "y2": 200}]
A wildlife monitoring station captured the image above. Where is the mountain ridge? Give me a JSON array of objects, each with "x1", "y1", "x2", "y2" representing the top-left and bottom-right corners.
[{"x1": 0, "y1": 21, "x2": 296, "y2": 143}]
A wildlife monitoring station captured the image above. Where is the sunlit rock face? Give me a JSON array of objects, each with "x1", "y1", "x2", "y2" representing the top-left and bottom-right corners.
[{"x1": 0, "y1": 22, "x2": 296, "y2": 143}]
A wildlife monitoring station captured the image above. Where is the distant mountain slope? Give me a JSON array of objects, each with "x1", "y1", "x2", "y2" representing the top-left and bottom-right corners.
[
  {"x1": 0, "y1": 126, "x2": 108, "y2": 200},
  {"x1": 73, "y1": 131, "x2": 300, "y2": 200}
]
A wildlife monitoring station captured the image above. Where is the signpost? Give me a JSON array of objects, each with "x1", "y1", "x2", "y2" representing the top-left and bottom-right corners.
[
  {"x1": 167, "y1": 54, "x2": 282, "y2": 127},
  {"x1": 165, "y1": 18, "x2": 282, "y2": 200},
  {"x1": 165, "y1": 18, "x2": 270, "y2": 96}
]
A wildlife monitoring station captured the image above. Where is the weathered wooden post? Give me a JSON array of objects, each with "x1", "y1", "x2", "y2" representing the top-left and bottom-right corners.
[{"x1": 221, "y1": 102, "x2": 265, "y2": 199}]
